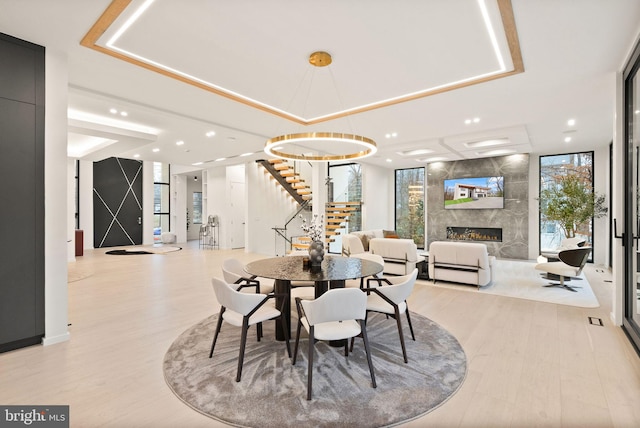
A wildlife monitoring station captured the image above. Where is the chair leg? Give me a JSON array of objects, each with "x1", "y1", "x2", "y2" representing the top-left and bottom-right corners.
[
  {"x1": 209, "y1": 308, "x2": 225, "y2": 358},
  {"x1": 394, "y1": 307, "x2": 408, "y2": 363},
  {"x1": 360, "y1": 320, "x2": 377, "y2": 389},
  {"x1": 257, "y1": 322, "x2": 263, "y2": 341},
  {"x1": 236, "y1": 318, "x2": 250, "y2": 382},
  {"x1": 292, "y1": 318, "x2": 302, "y2": 365},
  {"x1": 307, "y1": 326, "x2": 315, "y2": 400},
  {"x1": 280, "y1": 313, "x2": 292, "y2": 358},
  {"x1": 405, "y1": 303, "x2": 416, "y2": 341}
]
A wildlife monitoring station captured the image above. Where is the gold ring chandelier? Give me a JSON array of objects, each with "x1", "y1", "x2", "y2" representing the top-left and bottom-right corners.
[{"x1": 264, "y1": 52, "x2": 377, "y2": 162}]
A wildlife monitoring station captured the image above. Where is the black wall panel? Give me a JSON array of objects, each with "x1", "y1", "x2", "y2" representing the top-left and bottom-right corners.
[{"x1": 0, "y1": 33, "x2": 45, "y2": 353}]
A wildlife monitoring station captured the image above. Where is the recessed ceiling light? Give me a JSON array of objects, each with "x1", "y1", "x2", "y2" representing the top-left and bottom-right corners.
[
  {"x1": 564, "y1": 137, "x2": 572, "y2": 143},
  {"x1": 206, "y1": 131, "x2": 216, "y2": 137},
  {"x1": 398, "y1": 149, "x2": 433, "y2": 156},
  {"x1": 417, "y1": 156, "x2": 449, "y2": 163},
  {"x1": 567, "y1": 119, "x2": 576, "y2": 126},
  {"x1": 385, "y1": 132, "x2": 398, "y2": 139},
  {"x1": 475, "y1": 148, "x2": 516, "y2": 157},
  {"x1": 152, "y1": 148, "x2": 159, "y2": 152},
  {"x1": 635, "y1": 110, "x2": 640, "y2": 115},
  {"x1": 109, "y1": 108, "x2": 117, "y2": 114},
  {"x1": 215, "y1": 157, "x2": 226, "y2": 162},
  {"x1": 464, "y1": 138, "x2": 509, "y2": 149},
  {"x1": 473, "y1": 117, "x2": 480, "y2": 123},
  {"x1": 192, "y1": 162, "x2": 203, "y2": 166},
  {"x1": 133, "y1": 154, "x2": 140, "y2": 158},
  {"x1": 120, "y1": 111, "x2": 128, "y2": 117},
  {"x1": 464, "y1": 119, "x2": 471, "y2": 125},
  {"x1": 386, "y1": 158, "x2": 392, "y2": 163},
  {"x1": 176, "y1": 140, "x2": 184, "y2": 146}
]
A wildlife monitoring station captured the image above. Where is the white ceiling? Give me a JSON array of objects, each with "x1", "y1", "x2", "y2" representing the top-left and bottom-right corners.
[{"x1": 1, "y1": 0, "x2": 640, "y2": 171}]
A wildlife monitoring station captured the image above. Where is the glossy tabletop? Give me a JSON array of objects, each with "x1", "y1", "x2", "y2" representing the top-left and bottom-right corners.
[{"x1": 245, "y1": 255, "x2": 382, "y2": 282}]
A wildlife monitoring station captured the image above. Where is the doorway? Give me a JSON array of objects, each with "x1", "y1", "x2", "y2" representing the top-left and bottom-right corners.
[
  {"x1": 93, "y1": 157, "x2": 143, "y2": 247},
  {"x1": 229, "y1": 180, "x2": 245, "y2": 249}
]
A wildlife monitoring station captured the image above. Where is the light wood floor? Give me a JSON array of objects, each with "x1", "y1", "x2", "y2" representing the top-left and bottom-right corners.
[{"x1": 2, "y1": 241, "x2": 640, "y2": 427}]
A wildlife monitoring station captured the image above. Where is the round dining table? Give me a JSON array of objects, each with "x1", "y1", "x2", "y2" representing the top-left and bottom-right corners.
[{"x1": 245, "y1": 255, "x2": 383, "y2": 341}]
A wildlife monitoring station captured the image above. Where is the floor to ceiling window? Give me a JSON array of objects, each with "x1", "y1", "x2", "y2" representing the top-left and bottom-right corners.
[
  {"x1": 623, "y1": 39, "x2": 640, "y2": 352},
  {"x1": 328, "y1": 163, "x2": 362, "y2": 254},
  {"x1": 154, "y1": 162, "x2": 170, "y2": 243},
  {"x1": 539, "y1": 152, "x2": 597, "y2": 258},
  {"x1": 395, "y1": 167, "x2": 425, "y2": 249}
]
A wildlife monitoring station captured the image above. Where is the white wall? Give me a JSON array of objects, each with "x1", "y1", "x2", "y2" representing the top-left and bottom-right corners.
[
  {"x1": 43, "y1": 48, "x2": 69, "y2": 346},
  {"x1": 171, "y1": 174, "x2": 187, "y2": 243},
  {"x1": 361, "y1": 163, "x2": 392, "y2": 230},
  {"x1": 67, "y1": 158, "x2": 76, "y2": 262},
  {"x1": 142, "y1": 160, "x2": 154, "y2": 245},
  {"x1": 206, "y1": 166, "x2": 227, "y2": 248},
  {"x1": 246, "y1": 161, "x2": 300, "y2": 256},
  {"x1": 78, "y1": 159, "x2": 93, "y2": 249}
]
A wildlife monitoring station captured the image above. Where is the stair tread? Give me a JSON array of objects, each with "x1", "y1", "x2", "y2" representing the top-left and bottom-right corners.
[{"x1": 326, "y1": 201, "x2": 361, "y2": 206}]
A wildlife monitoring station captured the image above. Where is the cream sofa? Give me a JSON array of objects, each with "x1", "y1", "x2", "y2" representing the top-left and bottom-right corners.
[
  {"x1": 342, "y1": 230, "x2": 419, "y2": 275},
  {"x1": 428, "y1": 241, "x2": 495, "y2": 288}
]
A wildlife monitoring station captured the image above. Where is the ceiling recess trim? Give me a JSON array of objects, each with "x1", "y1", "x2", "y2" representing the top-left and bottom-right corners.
[{"x1": 80, "y1": 0, "x2": 524, "y2": 126}]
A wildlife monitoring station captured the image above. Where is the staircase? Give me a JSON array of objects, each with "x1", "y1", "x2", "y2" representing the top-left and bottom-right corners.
[
  {"x1": 325, "y1": 201, "x2": 361, "y2": 244},
  {"x1": 256, "y1": 159, "x2": 312, "y2": 205},
  {"x1": 257, "y1": 158, "x2": 360, "y2": 252}
]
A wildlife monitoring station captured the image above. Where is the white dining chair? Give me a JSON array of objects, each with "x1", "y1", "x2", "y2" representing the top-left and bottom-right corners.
[
  {"x1": 362, "y1": 268, "x2": 418, "y2": 363},
  {"x1": 222, "y1": 258, "x2": 275, "y2": 294},
  {"x1": 292, "y1": 287, "x2": 376, "y2": 400},
  {"x1": 209, "y1": 277, "x2": 291, "y2": 382}
]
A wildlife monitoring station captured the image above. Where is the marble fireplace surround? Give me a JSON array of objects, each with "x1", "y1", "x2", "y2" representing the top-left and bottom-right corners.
[{"x1": 427, "y1": 154, "x2": 529, "y2": 260}]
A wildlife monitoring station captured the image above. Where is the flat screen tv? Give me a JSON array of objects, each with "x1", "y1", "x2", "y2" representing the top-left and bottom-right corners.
[{"x1": 443, "y1": 176, "x2": 504, "y2": 209}]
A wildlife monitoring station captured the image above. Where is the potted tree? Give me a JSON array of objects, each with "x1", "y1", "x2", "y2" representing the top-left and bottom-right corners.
[{"x1": 539, "y1": 173, "x2": 607, "y2": 239}]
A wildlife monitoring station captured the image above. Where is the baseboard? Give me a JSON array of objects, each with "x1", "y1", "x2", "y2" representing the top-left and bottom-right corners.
[
  {"x1": 0, "y1": 335, "x2": 43, "y2": 354},
  {"x1": 42, "y1": 332, "x2": 71, "y2": 346}
]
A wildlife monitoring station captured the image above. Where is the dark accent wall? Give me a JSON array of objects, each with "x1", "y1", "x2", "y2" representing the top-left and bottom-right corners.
[
  {"x1": 0, "y1": 33, "x2": 45, "y2": 353},
  {"x1": 427, "y1": 154, "x2": 530, "y2": 259}
]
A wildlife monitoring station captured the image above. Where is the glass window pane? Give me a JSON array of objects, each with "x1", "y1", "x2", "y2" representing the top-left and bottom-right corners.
[
  {"x1": 328, "y1": 163, "x2": 362, "y2": 253},
  {"x1": 154, "y1": 183, "x2": 170, "y2": 214},
  {"x1": 193, "y1": 192, "x2": 202, "y2": 224},
  {"x1": 154, "y1": 214, "x2": 170, "y2": 243},
  {"x1": 153, "y1": 162, "x2": 169, "y2": 183},
  {"x1": 395, "y1": 168, "x2": 425, "y2": 248},
  {"x1": 539, "y1": 152, "x2": 595, "y2": 254}
]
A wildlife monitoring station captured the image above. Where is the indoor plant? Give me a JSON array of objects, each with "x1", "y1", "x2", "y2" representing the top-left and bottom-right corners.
[{"x1": 539, "y1": 173, "x2": 607, "y2": 239}]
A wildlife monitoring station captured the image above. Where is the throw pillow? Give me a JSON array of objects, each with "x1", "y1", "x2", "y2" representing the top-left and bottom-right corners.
[
  {"x1": 359, "y1": 232, "x2": 376, "y2": 251},
  {"x1": 383, "y1": 229, "x2": 399, "y2": 239}
]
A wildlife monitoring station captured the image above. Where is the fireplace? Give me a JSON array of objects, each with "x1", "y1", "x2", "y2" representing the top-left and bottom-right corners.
[{"x1": 446, "y1": 227, "x2": 502, "y2": 242}]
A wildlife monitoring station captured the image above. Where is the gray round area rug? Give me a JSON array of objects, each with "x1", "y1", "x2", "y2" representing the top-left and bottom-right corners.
[{"x1": 163, "y1": 312, "x2": 466, "y2": 428}]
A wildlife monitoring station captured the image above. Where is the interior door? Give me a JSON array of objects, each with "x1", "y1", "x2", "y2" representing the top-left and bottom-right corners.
[
  {"x1": 93, "y1": 157, "x2": 143, "y2": 247},
  {"x1": 229, "y1": 181, "x2": 245, "y2": 249}
]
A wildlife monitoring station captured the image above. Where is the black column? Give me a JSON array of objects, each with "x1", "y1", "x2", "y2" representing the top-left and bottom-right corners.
[{"x1": 0, "y1": 33, "x2": 45, "y2": 353}]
